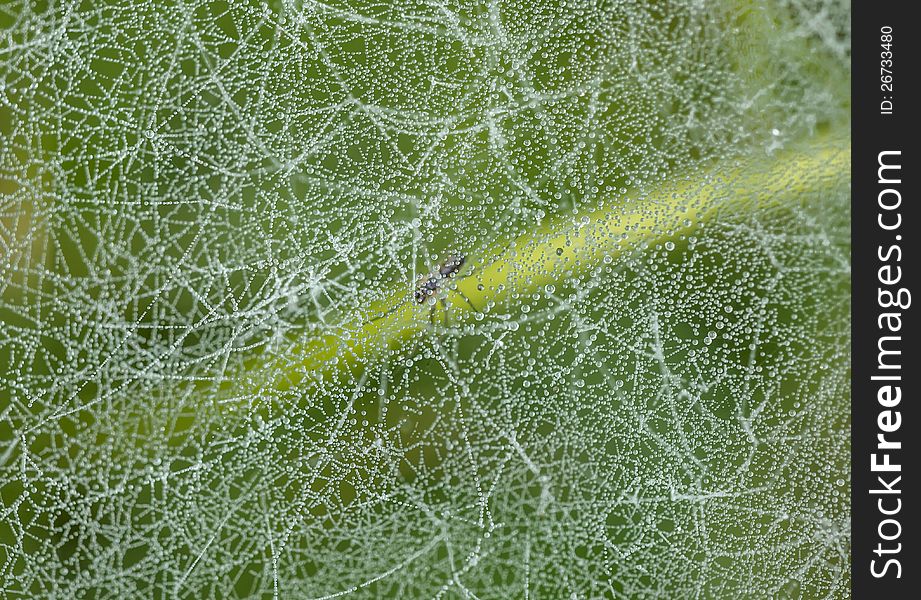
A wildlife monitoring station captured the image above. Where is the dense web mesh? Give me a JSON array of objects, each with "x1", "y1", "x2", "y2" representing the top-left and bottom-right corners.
[{"x1": 2, "y1": 0, "x2": 849, "y2": 597}]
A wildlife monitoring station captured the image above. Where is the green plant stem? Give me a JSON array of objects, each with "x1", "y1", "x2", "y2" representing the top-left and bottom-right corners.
[{"x1": 249, "y1": 133, "x2": 849, "y2": 393}]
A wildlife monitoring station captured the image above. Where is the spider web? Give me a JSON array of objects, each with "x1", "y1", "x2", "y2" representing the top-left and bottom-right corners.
[{"x1": 1, "y1": 0, "x2": 849, "y2": 597}]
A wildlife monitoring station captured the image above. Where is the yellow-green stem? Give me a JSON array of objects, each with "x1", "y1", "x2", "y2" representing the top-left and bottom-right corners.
[{"x1": 246, "y1": 133, "x2": 848, "y2": 395}]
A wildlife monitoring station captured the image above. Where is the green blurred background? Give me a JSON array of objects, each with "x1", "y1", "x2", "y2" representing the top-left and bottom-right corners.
[{"x1": 1, "y1": 0, "x2": 849, "y2": 597}]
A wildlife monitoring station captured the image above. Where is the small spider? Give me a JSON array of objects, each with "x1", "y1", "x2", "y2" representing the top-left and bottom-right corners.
[
  {"x1": 414, "y1": 254, "x2": 465, "y2": 304},
  {"x1": 414, "y1": 254, "x2": 481, "y2": 325},
  {"x1": 368, "y1": 253, "x2": 477, "y2": 325}
]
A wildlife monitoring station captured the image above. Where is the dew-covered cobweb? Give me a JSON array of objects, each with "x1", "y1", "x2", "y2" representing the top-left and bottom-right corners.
[{"x1": 1, "y1": 0, "x2": 849, "y2": 597}]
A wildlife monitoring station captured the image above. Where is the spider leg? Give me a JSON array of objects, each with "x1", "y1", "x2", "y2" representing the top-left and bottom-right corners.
[
  {"x1": 451, "y1": 288, "x2": 481, "y2": 313},
  {"x1": 367, "y1": 303, "x2": 401, "y2": 324},
  {"x1": 440, "y1": 297, "x2": 449, "y2": 326}
]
